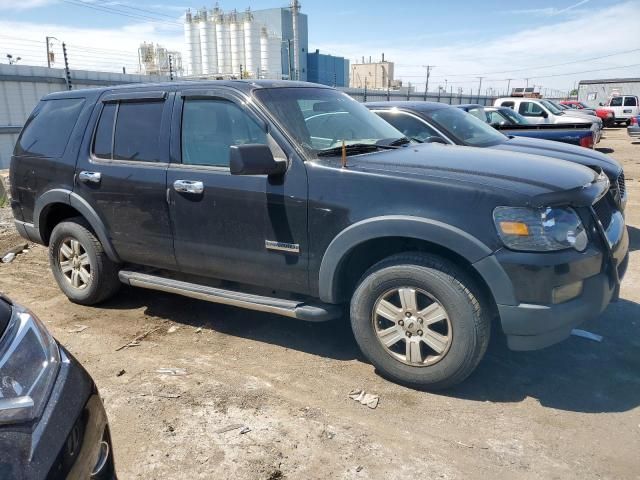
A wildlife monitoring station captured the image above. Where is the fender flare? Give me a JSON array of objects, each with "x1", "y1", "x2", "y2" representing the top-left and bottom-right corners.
[
  {"x1": 33, "y1": 189, "x2": 121, "y2": 263},
  {"x1": 318, "y1": 215, "x2": 516, "y2": 305}
]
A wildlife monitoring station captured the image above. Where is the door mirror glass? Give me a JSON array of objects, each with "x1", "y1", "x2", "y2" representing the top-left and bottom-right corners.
[
  {"x1": 541, "y1": 110, "x2": 549, "y2": 118},
  {"x1": 230, "y1": 144, "x2": 286, "y2": 176}
]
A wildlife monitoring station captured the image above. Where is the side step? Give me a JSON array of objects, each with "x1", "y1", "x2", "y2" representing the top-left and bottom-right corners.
[{"x1": 118, "y1": 271, "x2": 341, "y2": 322}]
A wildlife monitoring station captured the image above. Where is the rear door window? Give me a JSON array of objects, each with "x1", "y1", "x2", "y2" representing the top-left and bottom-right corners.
[
  {"x1": 623, "y1": 97, "x2": 637, "y2": 107},
  {"x1": 15, "y1": 98, "x2": 85, "y2": 157},
  {"x1": 500, "y1": 101, "x2": 515, "y2": 109},
  {"x1": 93, "y1": 103, "x2": 116, "y2": 160},
  {"x1": 113, "y1": 102, "x2": 164, "y2": 162}
]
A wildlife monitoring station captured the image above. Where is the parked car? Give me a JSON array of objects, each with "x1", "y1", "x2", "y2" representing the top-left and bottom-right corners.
[
  {"x1": 457, "y1": 104, "x2": 596, "y2": 148},
  {"x1": 601, "y1": 95, "x2": 640, "y2": 125},
  {"x1": 628, "y1": 115, "x2": 640, "y2": 139},
  {"x1": 560, "y1": 100, "x2": 616, "y2": 127},
  {"x1": 0, "y1": 295, "x2": 116, "y2": 479},
  {"x1": 494, "y1": 97, "x2": 603, "y2": 138},
  {"x1": 554, "y1": 101, "x2": 597, "y2": 117},
  {"x1": 367, "y1": 101, "x2": 626, "y2": 207},
  {"x1": 9, "y1": 81, "x2": 629, "y2": 389}
]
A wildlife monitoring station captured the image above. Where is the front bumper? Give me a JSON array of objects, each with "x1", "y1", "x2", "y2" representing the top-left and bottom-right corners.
[
  {"x1": 0, "y1": 347, "x2": 116, "y2": 480},
  {"x1": 491, "y1": 208, "x2": 629, "y2": 351}
]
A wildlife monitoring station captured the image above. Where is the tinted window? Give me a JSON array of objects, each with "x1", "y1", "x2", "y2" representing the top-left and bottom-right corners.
[
  {"x1": 468, "y1": 108, "x2": 488, "y2": 122},
  {"x1": 424, "y1": 107, "x2": 507, "y2": 147},
  {"x1": 609, "y1": 97, "x2": 623, "y2": 107},
  {"x1": 16, "y1": 98, "x2": 85, "y2": 157},
  {"x1": 500, "y1": 101, "x2": 515, "y2": 109},
  {"x1": 519, "y1": 102, "x2": 544, "y2": 116},
  {"x1": 376, "y1": 111, "x2": 441, "y2": 143},
  {"x1": 487, "y1": 110, "x2": 507, "y2": 125},
  {"x1": 113, "y1": 102, "x2": 164, "y2": 162},
  {"x1": 93, "y1": 103, "x2": 116, "y2": 159},
  {"x1": 181, "y1": 99, "x2": 267, "y2": 167},
  {"x1": 624, "y1": 97, "x2": 637, "y2": 106}
]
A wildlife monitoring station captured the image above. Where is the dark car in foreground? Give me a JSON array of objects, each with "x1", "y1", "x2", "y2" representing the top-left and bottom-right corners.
[
  {"x1": 367, "y1": 101, "x2": 626, "y2": 209},
  {"x1": 0, "y1": 295, "x2": 115, "y2": 479},
  {"x1": 9, "y1": 81, "x2": 628, "y2": 389},
  {"x1": 457, "y1": 103, "x2": 596, "y2": 148}
]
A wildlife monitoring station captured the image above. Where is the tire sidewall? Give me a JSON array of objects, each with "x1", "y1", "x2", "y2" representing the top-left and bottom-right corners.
[
  {"x1": 49, "y1": 222, "x2": 102, "y2": 304},
  {"x1": 351, "y1": 264, "x2": 479, "y2": 387}
]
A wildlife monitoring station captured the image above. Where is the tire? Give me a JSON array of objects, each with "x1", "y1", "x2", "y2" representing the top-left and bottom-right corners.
[
  {"x1": 49, "y1": 217, "x2": 121, "y2": 305},
  {"x1": 350, "y1": 252, "x2": 490, "y2": 390}
]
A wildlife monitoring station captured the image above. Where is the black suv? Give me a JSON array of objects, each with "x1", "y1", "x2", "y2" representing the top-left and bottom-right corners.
[{"x1": 9, "y1": 81, "x2": 629, "y2": 389}]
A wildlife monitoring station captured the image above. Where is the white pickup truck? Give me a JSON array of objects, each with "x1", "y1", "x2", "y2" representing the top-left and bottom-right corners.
[
  {"x1": 494, "y1": 97, "x2": 603, "y2": 143},
  {"x1": 601, "y1": 95, "x2": 639, "y2": 125}
]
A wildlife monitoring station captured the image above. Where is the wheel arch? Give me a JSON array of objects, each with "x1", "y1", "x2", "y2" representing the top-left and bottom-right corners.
[
  {"x1": 318, "y1": 216, "x2": 515, "y2": 308},
  {"x1": 34, "y1": 189, "x2": 120, "y2": 263}
]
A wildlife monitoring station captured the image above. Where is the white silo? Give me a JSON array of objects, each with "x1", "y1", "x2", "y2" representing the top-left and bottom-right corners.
[
  {"x1": 184, "y1": 10, "x2": 202, "y2": 75},
  {"x1": 215, "y1": 12, "x2": 231, "y2": 75},
  {"x1": 229, "y1": 9, "x2": 245, "y2": 77},
  {"x1": 199, "y1": 9, "x2": 217, "y2": 75},
  {"x1": 260, "y1": 27, "x2": 269, "y2": 79},
  {"x1": 243, "y1": 9, "x2": 261, "y2": 79}
]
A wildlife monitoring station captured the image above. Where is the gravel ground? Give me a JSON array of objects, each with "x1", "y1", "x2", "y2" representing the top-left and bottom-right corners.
[{"x1": 1, "y1": 128, "x2": 639, "y2": 480}]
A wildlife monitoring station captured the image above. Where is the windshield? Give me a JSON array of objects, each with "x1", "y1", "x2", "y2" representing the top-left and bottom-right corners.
[
  {"x1": 540, "y1": 100, "x2": 564, "y2": 115},
  {"x1": 424, "y1": 107, "x2": 507, "y2": 147},
  {"x1": 497, "y1": 108, "x2": 530, "y2": 125},
  {"x1": 253, "y1": 87, "x2": 405, "y2": 157}
]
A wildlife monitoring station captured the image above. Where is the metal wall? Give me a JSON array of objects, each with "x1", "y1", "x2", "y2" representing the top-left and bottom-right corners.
[
  {"x1": 0, "y1": 64, "x2": 169, "y2": 168},
  {"x1": 307, "y1": 51, "x2": 349, "y2": 87}
]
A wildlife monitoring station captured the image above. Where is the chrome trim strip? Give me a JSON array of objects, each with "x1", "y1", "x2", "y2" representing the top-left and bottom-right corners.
[{"x1": 265, "y1": 240, "x2": 300, "y2": 253}]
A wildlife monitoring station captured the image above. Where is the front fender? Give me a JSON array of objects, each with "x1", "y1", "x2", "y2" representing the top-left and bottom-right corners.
[
  {"x1": 33, "y1": 189, "x2": 120, "y2": 263},
  {"x1": 318, "y1": 215, "x2": 501, "y2": 304}
]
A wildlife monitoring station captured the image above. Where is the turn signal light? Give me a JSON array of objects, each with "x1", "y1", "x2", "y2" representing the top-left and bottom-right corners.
[
  {"x1": 580, "y1": 134, "x2": 594, "y2": 149},
  {"x1": 498, "y1": 221, "x2": 529, "y2": 236}
]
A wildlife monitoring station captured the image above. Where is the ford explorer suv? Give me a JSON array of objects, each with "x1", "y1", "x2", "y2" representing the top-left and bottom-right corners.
[{"x1": 9, "y1": 81, "x2": 629, "y2": 389}]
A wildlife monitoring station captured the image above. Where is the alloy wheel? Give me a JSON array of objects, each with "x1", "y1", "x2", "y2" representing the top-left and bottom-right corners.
[{"x1": 58, "y1": 238, "x2": 92, "y2": 290}]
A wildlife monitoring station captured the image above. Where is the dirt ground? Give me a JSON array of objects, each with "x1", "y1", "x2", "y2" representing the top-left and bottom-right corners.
[{"x1": 1, "y1": 129, "x2": 639, "y2": 480}]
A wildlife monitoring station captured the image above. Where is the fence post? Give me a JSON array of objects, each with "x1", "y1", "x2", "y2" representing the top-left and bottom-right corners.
[
  {"x1": 363, "y1": 84, "x2": 367, "y2": 103},
  {"x1": 62, "y1": 42, "x2": 72, "y2": 90}
]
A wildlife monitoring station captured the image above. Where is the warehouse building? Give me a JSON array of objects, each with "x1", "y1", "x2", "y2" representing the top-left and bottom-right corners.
[
  {"x1": 349, "y1": 55, "x2": 402, "y2": 90},
  {"x1": 183, "y1": 1, "x2": 308, "y2": 81},
  {"x1": 577, "y1": 77, "x2": 640, "y2": 107},
  {"x1": 307, "y1": 49, "x2": 349, "y2": 87}
]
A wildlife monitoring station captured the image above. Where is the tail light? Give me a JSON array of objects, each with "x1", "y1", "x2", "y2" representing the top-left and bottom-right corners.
[
  {"x1": 631, "y1": 117, "x2": 638, "y2": 125},
  {"x1": 580, "y1": 134, "x2": 594, "y2": 149}
]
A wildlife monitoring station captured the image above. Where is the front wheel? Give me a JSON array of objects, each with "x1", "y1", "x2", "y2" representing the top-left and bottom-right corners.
[
  {"x1": 49, "y1": 218, "x2": 121, "y2": 305},
  {"x1": 350, "y1": 253, "x2": 491, "y2": 390}
]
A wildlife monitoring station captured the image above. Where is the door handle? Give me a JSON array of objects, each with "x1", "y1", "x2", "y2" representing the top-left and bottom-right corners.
[
  {"x1": 78, "y1": 171, "x2": 101, "y2": 184},
  {"x1": 173, "y1": 180, "x2": 204, "y2": 194}
]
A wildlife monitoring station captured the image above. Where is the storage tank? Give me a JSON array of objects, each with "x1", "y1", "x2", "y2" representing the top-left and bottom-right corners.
[
  {"x1": 269, "y1": 35, "x2": 282, "y2": 79},
  {"x1": 215, "y1": 12, "x2": 230, "y2": 75},
  {"x1": 229, "y1": 10, "x2": 245, "y2": 78},
  {"x1": 198, "y1": 9, "x2": 217, "y2": 75},
  {"x1": 259, "y1": 27, "x2": 269, "y2": 79},
  {"x1": 184, "y1": 10, "x2": 202, "y2": 75},
  {"x1": 243, "y1": 9, "x2": 261, "y2": 79}
]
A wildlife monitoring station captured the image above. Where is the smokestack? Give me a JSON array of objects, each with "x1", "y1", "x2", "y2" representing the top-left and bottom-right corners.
[
  {"x1": 291, "y1": 0, "x2": 301, "y2": 80},
  {"x1": 382, "y1": 52, "x2": 384, "y2": 62},
  {"x1": 369, "y1": 55, "x2": 371, "y2": 63}
]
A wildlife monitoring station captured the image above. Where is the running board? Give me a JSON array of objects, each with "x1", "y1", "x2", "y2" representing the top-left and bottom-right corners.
[{"x1": 118, "y1": 271, "x2": 341, "y2": 322}]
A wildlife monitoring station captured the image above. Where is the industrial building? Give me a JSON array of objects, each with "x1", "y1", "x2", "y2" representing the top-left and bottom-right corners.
[
  {"x1": 138, "y1": 42, "x2": 183, "y2": 76},
  {"x1": 307, "y1": 49, "x2": 349, "y2": 87},
  {"x1": 183, "y1": 1, "x2": 308, "y2": 81},
  {"x1": 578, "y1": 77, "x2": 640, "y2": 108},
  {"x1": 349, "y1": 55, "x2": 402, "y2": 90}
]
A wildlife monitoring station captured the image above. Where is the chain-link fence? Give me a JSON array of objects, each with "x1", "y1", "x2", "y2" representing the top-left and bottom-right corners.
[{"x1": 338, "y1": 87, "x2": 498, "y2": 106}]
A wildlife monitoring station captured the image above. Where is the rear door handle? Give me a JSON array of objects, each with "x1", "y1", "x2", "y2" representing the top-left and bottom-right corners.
[
  {"x1": 78, "y1": 171, "x2": 101, "y2": 184},
  {"x1": 173, "y1": 180, "x2": 204, "y2": 194}
]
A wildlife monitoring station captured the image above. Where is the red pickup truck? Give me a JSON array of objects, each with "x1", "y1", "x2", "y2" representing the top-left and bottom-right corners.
[{"x1": 560, "y1": 100, "x2": 615, "y2": 127}]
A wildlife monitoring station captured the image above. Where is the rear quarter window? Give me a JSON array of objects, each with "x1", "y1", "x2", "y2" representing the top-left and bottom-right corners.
[{"x1": 14, "y1": 98, "x2": 85, "y2": 157}]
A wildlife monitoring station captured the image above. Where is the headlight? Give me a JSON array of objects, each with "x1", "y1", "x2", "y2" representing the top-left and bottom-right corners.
[
  {"x1": 0, "y1": 307, "x2": 60, "y2": 424},
  {"x1": 493, "y1": 206, "x2": 588, "y2": 252}
]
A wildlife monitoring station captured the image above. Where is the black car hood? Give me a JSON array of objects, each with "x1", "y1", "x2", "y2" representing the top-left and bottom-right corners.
[
  {"x1": 330, "y1": 143, "x2": 604, "y2": 206},
  {"x1": 493, "y1": 136, "x2": 622, "y2": 180}
]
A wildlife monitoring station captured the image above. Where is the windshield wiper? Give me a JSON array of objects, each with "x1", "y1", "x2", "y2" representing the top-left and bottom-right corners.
[
  {"x1": 384, "y1": 137, "x2": 411, "y2": 147},
  {"x1": 317, "y1": 143, "x2": 382, "y2": 157}
]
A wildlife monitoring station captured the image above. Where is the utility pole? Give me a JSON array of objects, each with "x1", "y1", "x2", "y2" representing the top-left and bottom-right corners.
[
  {"x1": 62, "y1": 42, "x2": 72, "y2": 90},
  {"x1": 422, "y1": 65, "x2": 434, "y2": 101},
  {"x1": 525, "y1": 78, "x2": 530, "y2": 88},
  {"x1": 46, "y1": 36, "x2": 58, "y2": 68},
  {"x1": 477, "y1": 76, "x2": 484, "y2": 101},
  {"x1": 169, "y1": 54, "x2": 174, "y2": 81},
  {"x1": 506, "y1": 78, "x2": 512, "y2": 96}
]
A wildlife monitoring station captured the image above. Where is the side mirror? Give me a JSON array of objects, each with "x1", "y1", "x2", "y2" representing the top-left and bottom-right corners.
[
  {"x1": 541, "y1": 111, "x2": 549, "y2": 118},
  {"x1": 230, "y1": 144, "x2": 287, "y2": 176},
  {"x1": 599, "y1": 102, "x2": 604, "y2": 106}
]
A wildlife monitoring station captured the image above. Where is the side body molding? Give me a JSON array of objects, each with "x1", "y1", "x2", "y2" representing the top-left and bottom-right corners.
[
  {"x1": 33, "y1": 189, "x2": 121, "y2": 263},
  {"x1": 318, "y1": 215, "x2": 516, "y2": 305}
]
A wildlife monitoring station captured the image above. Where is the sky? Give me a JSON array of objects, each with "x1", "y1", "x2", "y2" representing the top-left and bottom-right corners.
[{"x1": 1, "y1": 0, "x2": 639, "y2": 94}]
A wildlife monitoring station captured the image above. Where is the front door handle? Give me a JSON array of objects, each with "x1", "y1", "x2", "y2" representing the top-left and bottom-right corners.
[
  {"x1": 173, "y1": 180, "x2": 204, "y2": 194},
  {"x1": 78, "y1": 171, "x2": 101, "y2": 184}
]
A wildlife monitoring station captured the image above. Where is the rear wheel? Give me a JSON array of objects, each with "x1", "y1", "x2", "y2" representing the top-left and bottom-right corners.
[
  {"x1": 49, "y1": 218, "x2": 120, "y2": 305},
  {"x1": 350, "y1": 253, "x2": 490, "y2": 390}
]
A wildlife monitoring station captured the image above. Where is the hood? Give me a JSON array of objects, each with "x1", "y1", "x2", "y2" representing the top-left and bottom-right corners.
[
  {"x1": 494, "y1": 136, "x2": 622, "y2": 181},
  {"x1": 324, "y1": 143, "x2": 602, "y2": 205},
  {"x1": 556, "y1": 112, "x2": 600, "y2": 124}
]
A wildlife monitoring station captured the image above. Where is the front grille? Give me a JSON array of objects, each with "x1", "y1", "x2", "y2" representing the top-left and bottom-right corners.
[
  {"x1": 593, "y1": 195, "x2": 615, "y2": 230},
  {"x1": 617, "y1": 172, "x2": 626, "y2": 198}
]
